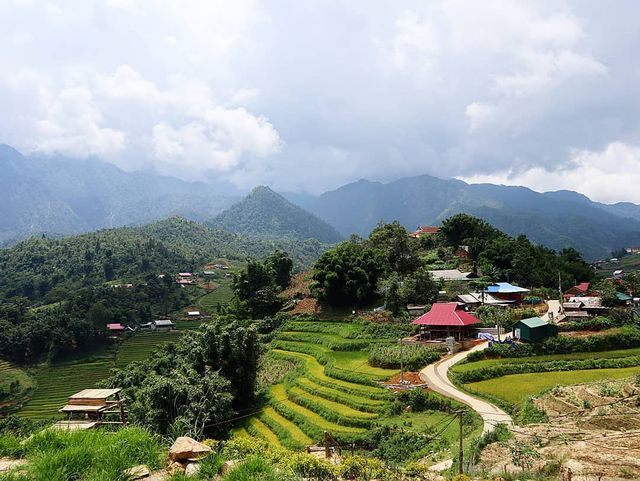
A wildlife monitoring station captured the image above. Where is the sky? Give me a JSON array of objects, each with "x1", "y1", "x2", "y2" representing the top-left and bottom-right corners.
[{"x1": 1, "y1": 0, "x2": 639, "y2": 202}]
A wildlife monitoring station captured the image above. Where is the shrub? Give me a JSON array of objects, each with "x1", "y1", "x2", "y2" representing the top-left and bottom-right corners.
[
  {"x1": 0, "y1": 435, "x2": 24, "y2": 458},
  {"x1": 394, "y1": 389, "x2": 455, "y2": 413},
  {"x1": 339, "y1": 455, "x2": 387, "y2": 481},
  {"x1": 368, "y1": 344, "x2": 445, "y2": 371},
  {"x1": 222, "y1": 455, "x2": 278, "y2": 481},
  {"x1": 281, "y1": 451, "x2": 337, "y2": 480}
]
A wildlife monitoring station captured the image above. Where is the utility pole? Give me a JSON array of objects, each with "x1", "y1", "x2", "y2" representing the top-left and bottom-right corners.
[
  {"x1": 324, "y1": 430, "x2": 330, "y2": 459},
  {"x1": 457, "y1": 410, "x2": 464, "y2": 475},
  {"x1": 399, "y1": 337, "x2": 404, "y2": 384}
]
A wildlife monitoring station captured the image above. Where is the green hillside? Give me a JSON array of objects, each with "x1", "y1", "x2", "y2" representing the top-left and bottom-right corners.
[
  {"x1": 0, "y1": 217, "x2": 329, "y2": 303},
  {"x1": 209, "y1": 186, "x2": 342, "y2": 243}
]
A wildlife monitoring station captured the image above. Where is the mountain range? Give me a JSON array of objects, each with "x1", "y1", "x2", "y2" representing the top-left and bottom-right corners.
[
  {"x1": 0, "y1": 144, "x2": 238, "y2": 244},
  {"x1": 2, "y1": 144, "x2": 640, "y2": 260},
  {"x1": 282, "y1": 176, "x2": 640, "y2": 260},
  {"x1": 207, "y1": 186, "x2": 342, "y2": 243}
]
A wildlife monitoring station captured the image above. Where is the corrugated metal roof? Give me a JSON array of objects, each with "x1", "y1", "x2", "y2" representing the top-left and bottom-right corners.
[
  {"x1": 412, "y1": 302, "x2": 481, "y2": 326},
  {"x1": 485, "y1": 282, "x2": 530, "y2": 294},
  {"x1": 517, "y1": 317, "x2": 548, "y2": 328},
  {"x1": 429, "y1": 269, "x2": 474, "y2": 281}
]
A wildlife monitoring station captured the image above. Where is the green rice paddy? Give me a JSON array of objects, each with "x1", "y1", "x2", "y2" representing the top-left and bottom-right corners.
[{"x1": 466, "y1": 366, "x2": 640, "y2": 405}]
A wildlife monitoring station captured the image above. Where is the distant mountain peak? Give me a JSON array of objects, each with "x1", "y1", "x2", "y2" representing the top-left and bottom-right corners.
[{"x1": 208, "y1": 186, "x2": 342, "y2": 243}]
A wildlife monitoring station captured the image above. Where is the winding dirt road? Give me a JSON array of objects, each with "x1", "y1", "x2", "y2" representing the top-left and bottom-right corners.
[{"x1": 419, "y1": 343, "x2": 512, "y2": 434}]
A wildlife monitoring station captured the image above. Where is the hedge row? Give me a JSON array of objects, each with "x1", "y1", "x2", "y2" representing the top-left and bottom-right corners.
[
  {"x1": 453, "y1": 355, "x2": 640, "y2": 383},
  {"x1": 277, "y1": 331, "x2": 371, "y2": 351},
  {"x1": 467, "y1": 327, "x2": 640, "y2": 361},
  {"x1": 368, "y1": 343, "x2": 445, "y2": 371}
]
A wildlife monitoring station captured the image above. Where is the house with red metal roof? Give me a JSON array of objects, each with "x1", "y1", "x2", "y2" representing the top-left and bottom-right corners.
[
  {"x1": 409, "y1": 226, "x2": 440, "y2": 238},
  {"x1": 412, "y1": 302, "x2": 481, "y2": 341},
  {"x1": 563, "y1": 282, "x2": 591, "y2": 301}
]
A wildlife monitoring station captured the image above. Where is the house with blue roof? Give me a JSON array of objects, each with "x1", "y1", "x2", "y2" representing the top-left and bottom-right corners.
[{"x1": 485, "y1": 282, "x2": 530, "y2": 304}]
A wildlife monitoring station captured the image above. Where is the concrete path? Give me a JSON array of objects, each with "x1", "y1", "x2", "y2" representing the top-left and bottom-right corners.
[{"x1": 419, "y1": 343, "x2": 512, "y2": 434}]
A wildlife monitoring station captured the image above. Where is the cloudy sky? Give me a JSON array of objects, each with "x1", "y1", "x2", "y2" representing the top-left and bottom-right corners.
[{"x1": 1, "y1": 0, "x2": 639, "y2": 202}]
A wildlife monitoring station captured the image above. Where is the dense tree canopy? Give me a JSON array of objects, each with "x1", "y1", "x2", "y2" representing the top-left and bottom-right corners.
[
  {"x1": 0, "y1": 275, "x2": 190, "y2": 363},
  {"x1": 312, "y1": 241, "x2": 386, "y2": 306},
  {"x1": 105, "y1": 318, "x2": 260, "y2": 437},
  {"x1": 233, "y1": 251, "x2": 293, "y2": 318}
]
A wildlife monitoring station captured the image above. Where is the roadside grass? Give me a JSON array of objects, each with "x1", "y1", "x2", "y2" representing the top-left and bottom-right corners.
[
  {"x1": 466, "y1": 366, "x2": 640, "y2": 405},
  {"x1": 5, "y1": 426, "x2": 163, "y2": 480},
  {"x1": 453, "y1": 346, "x2": 640, "y2": 373},
  {"x1": 376, "y1": 411, "x2": 460, "y2": 444},
  {"x1": 19, "y1": 361, "x2": 113, "y2": 419}
]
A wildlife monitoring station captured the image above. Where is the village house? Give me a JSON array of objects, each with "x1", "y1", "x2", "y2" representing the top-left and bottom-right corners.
[
  {"x1": 625, "y1": 246, "x2": 640, "y2": 254},
  {"x1": 452, "y1": 245, "x2": 471, "y2": 261},
  {"x1": 485, "y1": 282, "x2": 530, "y2": 304},
  {"x1": 409, "y1": 226, "x2": 440, "y2": 238},
  {"x1": 512, "y1": 317, "x2": 558, "y2": 343},
  {"x1": 456, "y1": 292, "x2": 514, "y2": 309},
  {"x1": 412, "y1": 302, "x2": 481, "y2": 341},
  {"x1": 186, "y1": 310, "x2": 201, "y2": 318},
  {"x1": 106, "y1": 323, "x2": 126, "y2": 334},
  {"x1": 140, "y1": 320, "x2": 176, "y2": 331},
  {"x1": 564, "y1": 296, "x2": 608, "y2": 317},
  {"x1": 563, "y1": 282, "x2": 591, "y2": 301},
  {"x1": 56, "y1": 388, "x2": 127, "y2": 430},
  {"x1": 428, "y1": 269, "x2": 476, "y2": 282},
  {"x1": 406, "y1": 304, "x2": 428, "y2": 317}
]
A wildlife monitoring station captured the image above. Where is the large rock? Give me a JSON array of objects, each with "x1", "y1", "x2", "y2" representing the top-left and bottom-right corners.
[
  {"x1": 124, "y1": 464, "x2": 150, "y2": 479},
  {"x1": 220, "y1": 460, "x2": 237, "y2": 474},
  {"x1": 185, "y1": 463, "x2": 200, "y2": 476},
  {"x1": 169, "y1": 437, "x2": 212, "y2": 462}
]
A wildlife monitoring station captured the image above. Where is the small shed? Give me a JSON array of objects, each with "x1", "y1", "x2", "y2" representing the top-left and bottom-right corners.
[
  {"x1": 56, "y1": 388, "x2": 127, "y2": 430},
  {"x1": 512, "y1": 317, "x2": 558, "y2": 343},
  {"x1": 154, "y1": 319, "x2": 176, "y2": 330}
]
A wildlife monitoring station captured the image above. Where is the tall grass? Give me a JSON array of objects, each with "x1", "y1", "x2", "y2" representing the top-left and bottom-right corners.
[{"x1": 2, "y1": 427, "x2": 164, "y2": 481}]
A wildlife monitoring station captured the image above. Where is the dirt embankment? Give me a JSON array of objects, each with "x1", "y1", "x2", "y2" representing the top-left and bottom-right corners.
[{"x1": 477, "y1": 378, "x2": 640, "y2": 480}]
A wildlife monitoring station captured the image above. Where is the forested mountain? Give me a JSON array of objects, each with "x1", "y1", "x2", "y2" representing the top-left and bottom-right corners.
[
  {"x1": 208, "y1": 186, "x2": 342, "y2": 243},
  {"x1": 284, "y1": 175, "x2": 640, "y2": 260},
  {"x1": 0, "y1": 145, "x2": 239, "y2": 244},
  {"x1": 0, "y1": 217, "x2": 328, "y2": 303}
]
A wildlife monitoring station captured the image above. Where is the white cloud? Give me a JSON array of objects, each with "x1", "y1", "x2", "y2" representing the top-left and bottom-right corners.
[
  {"x1": 34, "y1": 85, "x2": 126, "y2": 157},
  {"x1": 95, "y1": 64, "x2": 160, "y2": 102},
  {"x1": 0, "y1": 0, "x2": 638, "y2": 197},
  {"x1": 459, "y1": 142, "x2": 640, "y2": 204}
]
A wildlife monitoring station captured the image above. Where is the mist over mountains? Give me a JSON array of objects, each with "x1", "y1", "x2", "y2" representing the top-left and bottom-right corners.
[{"x1": 2, "y1": 144, "x2": 640, "y2": 260}]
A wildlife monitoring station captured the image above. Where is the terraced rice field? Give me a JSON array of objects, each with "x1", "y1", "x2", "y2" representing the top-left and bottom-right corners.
[
  {"x1": 236, "y1": 319, "x2": 408, "y2": 450},
  {"x1": 19, "y1": 360, "x2": 114, "y2": 418},
  {"x1": 0, "y1": 360, "x2": 34, "y2": 410},
  {"x1": 115, "y1": 331, "x2": 181, "y2": 368}
]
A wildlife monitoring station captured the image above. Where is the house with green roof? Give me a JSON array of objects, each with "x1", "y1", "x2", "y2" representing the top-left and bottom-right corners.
[{"x1": 512, "y1": 317, "x2": 558, "y2": 343}]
